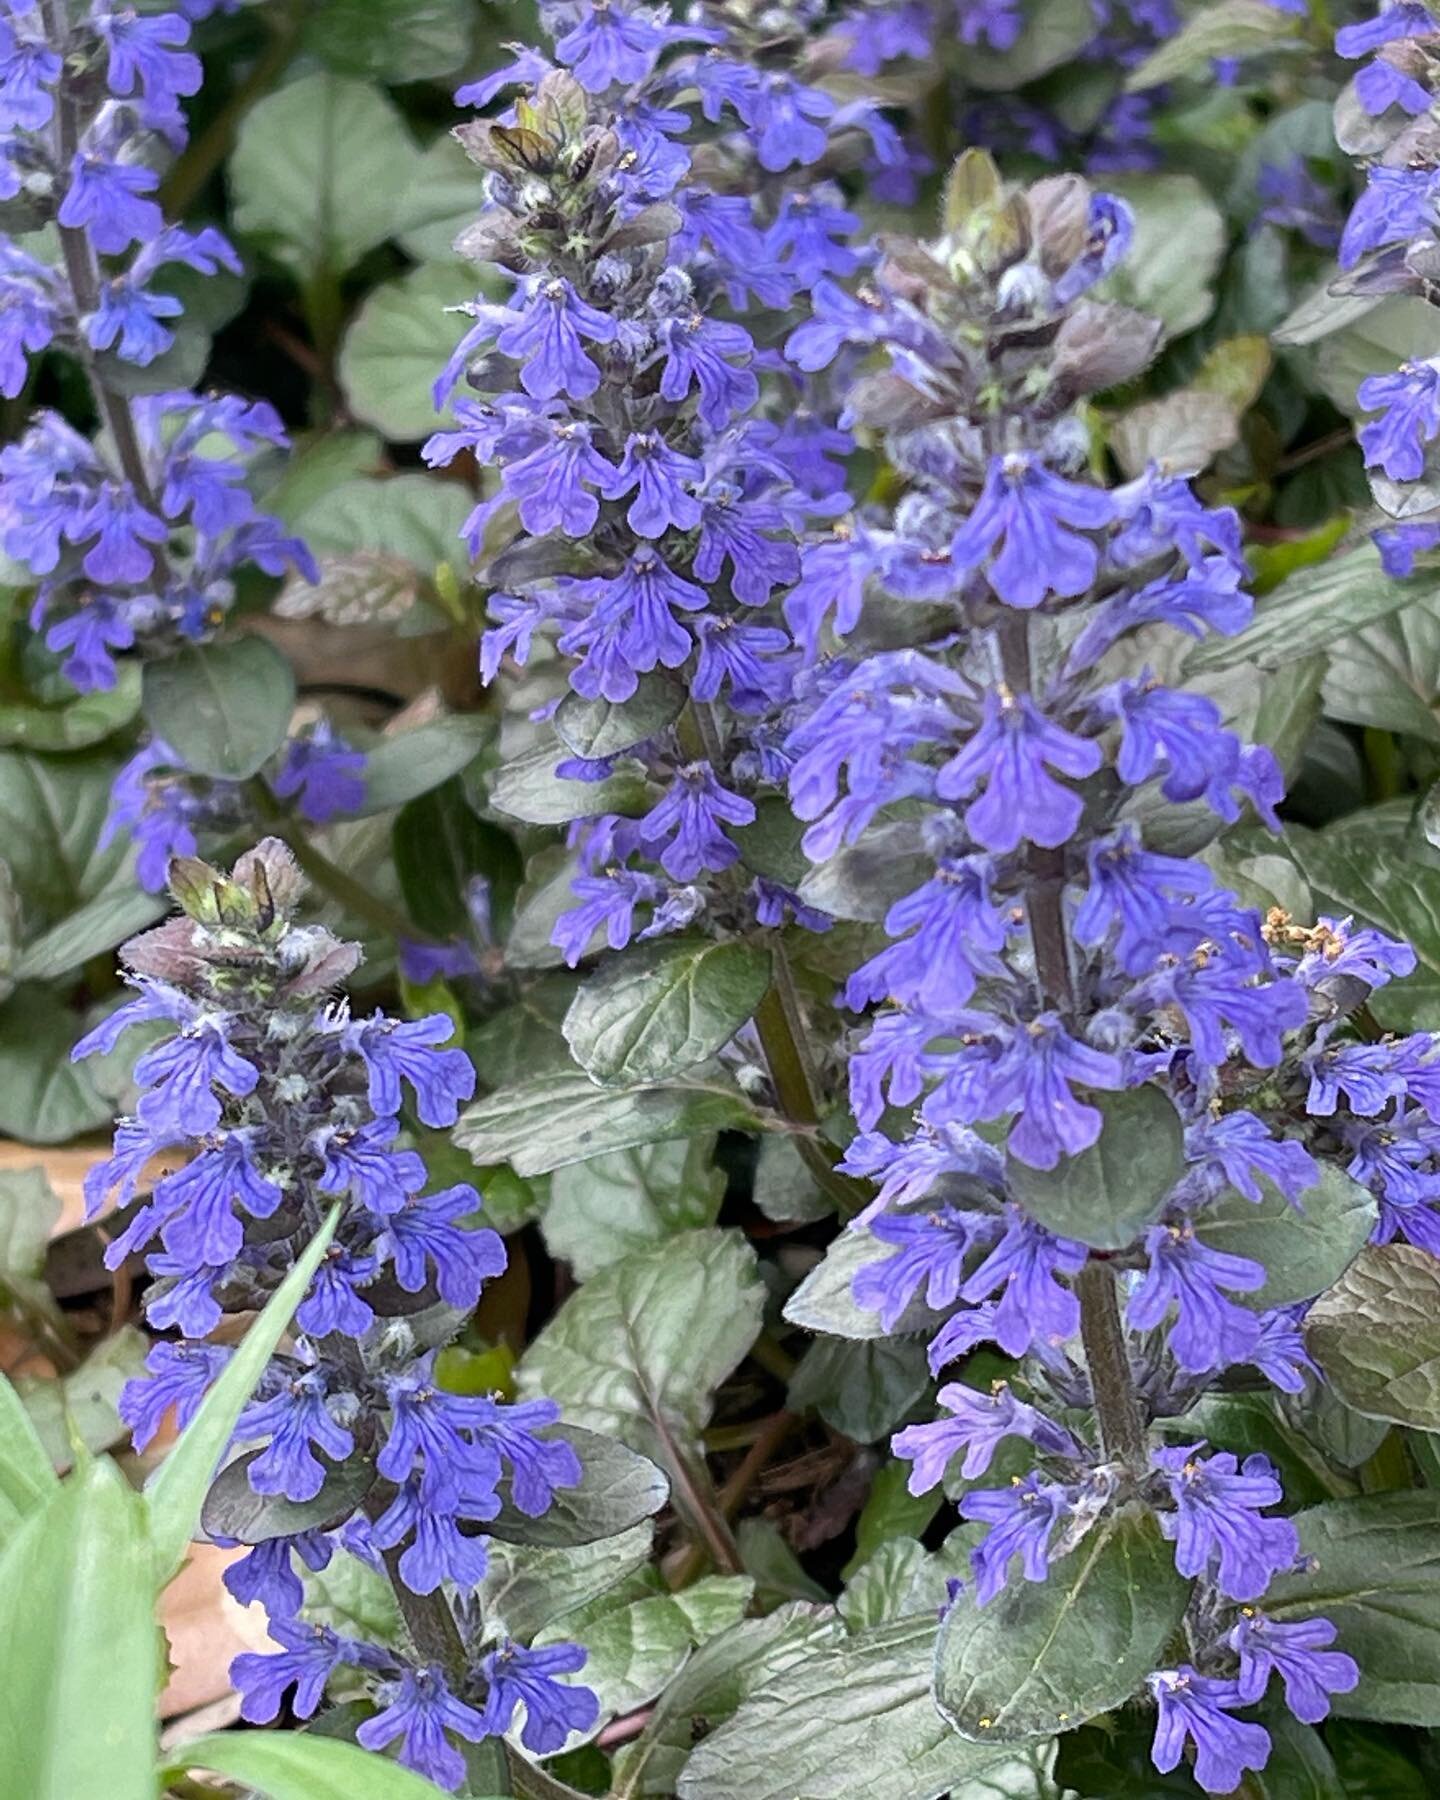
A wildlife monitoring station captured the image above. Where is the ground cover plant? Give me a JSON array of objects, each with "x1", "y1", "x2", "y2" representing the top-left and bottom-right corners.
[{"x1": 6, "y1": 0, "x2": 1440, "y2": 1796}]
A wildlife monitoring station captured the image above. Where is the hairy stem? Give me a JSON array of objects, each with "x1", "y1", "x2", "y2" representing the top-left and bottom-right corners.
[{"x1": 1077, "y1": 1260, "x2": 1148, "y2": 1472}]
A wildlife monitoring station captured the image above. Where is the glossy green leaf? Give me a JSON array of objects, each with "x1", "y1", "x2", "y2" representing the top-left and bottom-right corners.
[
  {"x1": 554, "y1": 674, "x2": 687, "y2": 762},
  {"x1": 147, "y1": 1210, "x2": 338, "y2": 1579},
  {"x1": 0, "y1": 986, "x2": 114, "y2": 1143},
  {"x1": 1096, "y1": 174, "x2": 1226, "y2": 339},
  {"x1": 394, "y1": 779, "x2": 522, "y2": 939},
  {"x1": 783, "y1": 1222, "x2": 933, "y2": 1341},
  {"x1": 934, "y1": 1509, "x2": 1188, "y2": 1744},
  {"x1": 339, "y1": 264, "x2": 477, "y2": 440},
  {"x1": 543, "y1": 1137, "x2": 726, "y2": 1279},
  {"x1": 13, "y1": 884, "x2": 165, "y2": 982},
  {"x1": 1194, "y1": 1165, "x2": 1378, "y2": 1309},
  {"x1": 168, "y1": 1729, "x2": 459, "y2": 1799},
  {"x1": 395, "y1": 132, "x2": 481, "y2": 263},
  {"x1": 0, "y1": 1458, "x2": 158, "y2": 1800},
  {"x1": 1264, "y1": 1491, "x2": 1440, "y2": 1722},
  {"x1": 141, "y1": 638, "x2": 296, "y2": 781},
  {"x1": 0, "y1": 749, "x2": 128, "y2": 924},
  {"x1": 353, "y1": 715, "x2": 492, "y2": 817},
  {"x1": 0, "y1": 660, "x2": 141, "y2": 753},
  {"x1": 788, "y1": 1336, "x2": 930, "y2": 1442},
  {"x1": 517, "y1": 1229, "x2": 764, "y2": 1465},
  {"x1": 200, "y1": 1450, "x2": 377, "y2": 1546},
  {"x1": 455, "y1": 1069, "x2": 760, "y2": 1176},
  {"x1": 489, "y1": 737, "x2": 651, "y2": 826},
  {"x1": 564, "y1": 937, "x2": 772, "y2": 1086},
  {"x1": 1127, "y1": 0, "x2": 1302, "y2": 88},
  {"x1": 301, "y1": 0, "x2": 474, "y2": 81},
  {"x1": 962, "y1": 0, "x2": 1094, "y2": 88},
  {"x1": 676, "y1": 1615, "x2": 1022, "y2": 1800},
  {"x1": 486, "y1": 1426, "x2": 669, "y2": 1549},
  {"x1": 482, "y1": 1523, "x2": 655, "y2": 1644},
  {"x1": 230, "y1": 74, "x2": 423, "y2": 281},
  {"x1": 1320, "y1": 590, "x2": 1440, "y2": 743},
  {"x1": 1306, "y1": 1244, "x2": 1440, "y2": 1431},
  {"x1": 14, "y1": 1330, "x2": 148, "y2": 1471},
  {"x1": 292, "y1": 472, "x2": 472, "y2": 573},
  {"x1": 304, "y1": 1545, "x2": 404, "y2": 1644},
  {"x1": 1006, "y1": 1086, "x2": 1183, "y2": 1250}
]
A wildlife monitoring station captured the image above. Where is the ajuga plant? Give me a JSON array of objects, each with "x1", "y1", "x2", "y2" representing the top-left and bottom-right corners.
[
  {"x1": 765, "y1": 154, "x2": 1440, "y2": 1790},
  {"x1": 0, "y1": 0, "x2": 313, "y2": 692},
  {"x1": 76, "y1": 839, "x2": 611, "y2": 1791},
  {"x1": 1329, "y1": 0, "x2": 1440, "y2": 574}
]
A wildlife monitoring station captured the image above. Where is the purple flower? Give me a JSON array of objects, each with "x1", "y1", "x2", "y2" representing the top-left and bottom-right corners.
[
  {"x1": 1147, "y1": 1669, "x2": 1271, "y2": 1795},
  {"x1": 1256, "y1": 157, "x2": 1342, "y2": 247},
  {"x1": 1339, "y1": 166, "x2": 1440, "y2": 269},
  {"x1": 1075, "y1": 829, "x2": 1216, "y2": 975},
  {"x1": 222, "y1": 1531, "x2": 332, "y2": 1618},
  {"x1": 133, "y1": 1017, "x2": 260, "y2": 1138},
  {"x1": 961, "y1": 1205, "x2": 1088, "y2": 1354},
  {"x1": 1129, "y1": 1224, "x2": 1264, "y2": 1373},
  {"x1": 639, "y1": 761, "x2": 755, "y2": 880},
  {"x1": 740, "y1": 71, "x2": 835, "y2": 171},
  {"x1": 845, "y1": 857, "x2": 1012, "y2": 1013},
  {"x1": 45, "y1": 601, "x2": 136, "y2": 692},
  {"x1": 1336, "y1": 3, "x2": 1437, "y2": 56},
  {"x1": 561, "y1": 547, "x2": 707, "y2": 701},
  {"x1": 657, "y1": 312, "x2": 759, "y2": 428},
  {"x1": 1358, "y1": 362, "x2": 1440, "y2": 482},
  {"x1": 691, "y1": 614, "x2": 792, "y2": 712},
  {"x1": 1375, "y1": 521, "x2": 1440, "y2": 575},
  {"x1": 1052, "y1": 193, "x2": 1134, "y2": 304},
  {"x1": 950, "y1": 455, "x2": 1114, "y2": 608},
  {"x1": 1356, "y1": 54, "x2": 1433, "y2": 114},
  {"x1": 295, "y1": 1247, "x2": 378, "y2": 1338},
  {"x1": 381, "y1": 1185, "x2": 506, "y2": 1309},
  {"x1": 936, "y1": 691, "x2": 1101, "y2": 853},
  {"x1": 272, "y1": 724, "x2": 366, "y2": 825},
  {"x1": 1249, "y1": 1306, "x2": 1320, "y2": 1393},
  {"x1": 851, "y1": 1205, "x2": 989, "y2": 1330},
  {"x1": 503, "y1": 420, "x2": 617, "y2": 536},
  {"x1": 893, "y1": 1380, "x2": 1080, "y2": 1492},
  {"x1": 75, "y1": 484, "x2": 168, "y2": 585},
  {"x1": 959, "y1": 1472, "x2": 1074, "y2": 1605},
  {"x1": 119, "y1": 1340, "x2": 230, "y2": 1452},
  {"x1": 357, "y1": 1666, "x2": 491, "y2": 1792},
  {"x1": 478, "y1": 1641, "x2": 600, "y2": 1754},
  {"x1": 1135, "y1": 959, "x2": 1307, "y2": 1071},
  {"x1": 369, "y1": 1478, "x2": 494, "y2": 1597},
  {"x1": 233, "y1": 1620, "x2": 367, "y2": 1724},
  {"x1": 0, "y1": 20, "x2": 59, "y2": 130},
  {"x1": 961, "y1": 1016, "x2": 1123, "y2": 1172},
  {"x1": 1184, "y1": 1112, "x2": 1318, "y2": 1205},
  {"x1": 343, "y1": 1013, "x2": 476, "y2": 1128},
  {"x1": 1152, "y1": 1444, "x2": 1300, "y2": 1600},
  {"x1": 57, "y1": 153, "x2": 164, "y2": 253},
  {"x1": 315, "y1": 1117, "x2": 428, "y2": 1214},
  {"x1": 239, "y1": 1370, "x2": 356, "y2": 1503},
  {"x1": 154, "y1": 1130, "x2": 282, "y2": 1265},
  {"x1": 1227, "y1": 1611, "x2": 1360, "y2": 1722},
  {"x1": 554, "y1": 0, "x2": 687, "y2": 89},
  {"x1": 766, "y1": 189, "x2": 862, "y2": 286},
  {"x1": 497, "y1": 278, "x2": 617, "y2": 400},
  {"x1": 603, "y1": 431, "x2": 703, "y2": 537},
  {"x1": 553, "y1": 869, "x2": 665, "y2": 965},
  {"x1": 95, "y1": 7, "x2": 201, "y2": 109}
]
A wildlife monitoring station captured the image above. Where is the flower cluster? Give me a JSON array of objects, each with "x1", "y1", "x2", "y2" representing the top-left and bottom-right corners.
[
  {"x1": 1330, "y1": 0, "x2": 1440, "y2": 572},
  {"x1": 77, "y1": 841, "x2": 596, "y2": 1789},
  {"x1": 429, "y1": 0, "x2": 913, "y2": 965},
  {"x1": 777, "y1": 158, "x2": 1416, "y2": 1789},
  {"x1": 0, "y1": 0, "x2": 313, "y2": 694}
]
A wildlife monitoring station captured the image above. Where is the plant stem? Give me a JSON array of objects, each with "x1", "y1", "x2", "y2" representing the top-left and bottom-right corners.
[{"x1": 1077, "y1": 1260, "x2": 1148, "y2": 1473}]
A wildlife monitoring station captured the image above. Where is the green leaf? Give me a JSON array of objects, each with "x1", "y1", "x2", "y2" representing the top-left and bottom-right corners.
[
  {"x1": 840, "y1": 1538, "x2": 951, "y2": 1631},
  {"x1": 0, "y1": 1370, "x2": 57, "y2": 1545},
  {"x1": 141, "y1": 638, "x2": 296, "y2": 781},
  {"x1": 934, "y1": 1508, "x2": 1188, "y2": 1744},
  {"x1": 1305, "y1": 1244, "x2": 1440, "y2": 1431},
  {"x1": 534, "y1": 1575, "x2": 754, "y2": 1740},
  {"x1": 489, "y1": 737, "x2": 651, "y2": 826},
  {"x1": 610, "y1": 1605, "x2": 838, "y2": 1800},
  {"x1": 200, "y1": 1450, "x2": 377, "y2": 1545},
  {"x1": 14, "y1": 885, "x2": 165, "y2": 983},
  {"x1": 394, "y1": 779, "x2": 522, "y2": 939},
  {"x1": 167, "y1": 1730, "x2": 457, "y2": 1800},
  {"x1": 961, "y1": 0, "x2": 1095, "y2": 89},
  {"x1": 0, "y1": 748, "x2": 127, "y2": 924},
  {"x1": 543, "y1": 1137, "x2": 726, "y2": 1280},
  {"x1": 797, "y1": 820, "x2": 931, "y2": 923},
  {"x1": 1306, "y1": 295, "x2": 1440, "y2": 421},
  {"x1": 395, "y1": 132, "x2": 483, "y2": 264},
  {"x1": 1110, "y1": 390, "x2": 1237, "y2": 481},
  {"x1": 482, "y1": 1522, "x2": 655, "y2": 1643},
  {"x1": 486, "y1": 1426, "x2": 669, "y2": 1548},
  {"x1": 293, "y1": 472, "x2": 472, "y2": 573},
  {"x1": 564, "y1": 938, "x2": 772, "y2": 1086},
  {"x1": 0, "y1": 1458, "x2": 158, "y2": 1800},
  {"x1": 788, "y1": 1337, "x2": 931, "y2": 1443},
  {"x1": 1096, "y1": 174, "x2": 1226, "y2": 339},
  {"x1": 783, "y1": 1223, "x2": 926, "y2": 1341},
  {"x1": 0, "y1": 1163, "x2": 59, "y2": 1297},
  {"x1": 229, "y1": 74, "x2": 422, "y2": 281},
  {"x1": 846, "y1": 1461, "x2": 944, "y2": 1580},
  {"x1": 1320, "y1": 590, "x2": 1440, "y2": 743},
  {"x1": 0, "y1": 660, "x2": 141, "y2": 753},
  {"x1": 517, "y1": 1229, "x2": 765, "y2": 1465},
  {"x1": 354, "y1": 715, "x2": 493, "y2": 817},
  {"x1": 554, "y1": 674, "x2": 686, "y2": 762},
  {"x1": 146, "y1": 1210, "x2": 339, "y2": 1579},
  {"x1": 0, "y1": 985, "x2": 114, "y2": 1143},
  {"x1": 339, "y1": 264, "x2": 477, "y2": 441},
  {"x1": 1193, "y1": 1165, "x2": 1378, "y2": 1309},
  {"x1": 675, "y1": 1615, "x2": 1024, "y2": 1800},
  {"x1": 301, "y1": 0, "x2": 474, "y2": 81},
  {"x1": 304, "y1": 1545, "x2": 405, "y2": 1643},
  {"x1": 15, "y1": 1330, "x2": 148, "y2": 1471},
  {"x1": 1264, "y1": 1491, "x2": 1440, "y2": 1723},
  {"x1": 456, "y1": 1069, "x2": 760, "y2": 1177},
  {"x1": 1191, "y1": 546, "x2": 1430, "y2": 674},
  {"x1": 262, "y1": 429, "x2": 383, "y2": 528},
  {"x1": 1005, "y1": 1086, "x2": 1183, "y2": 1251},
  {"x1": 1127, "y1": 0, "x2": 1302, "y2": 88}
]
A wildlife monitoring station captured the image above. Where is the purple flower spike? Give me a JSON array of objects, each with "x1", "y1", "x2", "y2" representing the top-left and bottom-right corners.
[
  {"x1": 1152, "y1": 1443, "x2": 1300, "y2": 1600},
  {"x1": 950, "y1": 454, "x2": 1114, "y2": 608},
  {"x1": 1129, "y1": 1223, "x2": 1265, "y2": 1373},
  {"x1": 937, "y1": 690, "x2": 1101, "y2": 853},
  {"x1": 357, "y1": 1666, "x2": 492, "y2": 1792}
]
